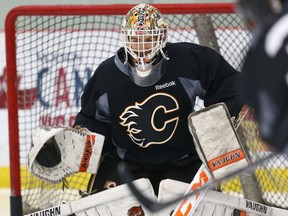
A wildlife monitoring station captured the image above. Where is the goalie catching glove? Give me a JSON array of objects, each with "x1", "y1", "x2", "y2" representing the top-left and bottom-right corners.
[{"x1": 28, "y1": 125, "x2": 105, "y2": 184}]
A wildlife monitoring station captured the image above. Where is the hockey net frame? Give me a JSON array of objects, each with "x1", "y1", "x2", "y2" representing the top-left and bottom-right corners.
[{"x1": 5, "y1": 3, "x2": 288, "y2": 216}]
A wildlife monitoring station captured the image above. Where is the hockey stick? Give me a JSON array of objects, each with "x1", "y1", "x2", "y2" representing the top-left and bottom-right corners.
[
  {"x1": 117, "y1": 152, "x2": 277, "y2": 212},
  {"x1": 172, "y1": 164, "x2": 212, "y2": 216}
]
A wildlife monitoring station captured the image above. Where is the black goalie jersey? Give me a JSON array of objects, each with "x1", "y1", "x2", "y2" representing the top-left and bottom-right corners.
[{"x1": 74, "y1": 42, "x2": 243, "y2": 167}]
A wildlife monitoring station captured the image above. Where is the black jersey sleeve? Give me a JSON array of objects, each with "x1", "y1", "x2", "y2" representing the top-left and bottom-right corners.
[{"x1": 198, "y1": 46, "x2": 244, "y2": 117}]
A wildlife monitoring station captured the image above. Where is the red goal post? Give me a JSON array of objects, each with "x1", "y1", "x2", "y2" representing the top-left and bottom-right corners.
[{"x1": 4, "y1": 3, "x2": 258, "y2": 216}]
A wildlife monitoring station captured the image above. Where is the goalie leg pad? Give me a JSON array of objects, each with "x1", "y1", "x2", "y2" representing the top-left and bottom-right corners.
[{"x1": 24, "y1": 178, "x2": 156, "y2": 216}]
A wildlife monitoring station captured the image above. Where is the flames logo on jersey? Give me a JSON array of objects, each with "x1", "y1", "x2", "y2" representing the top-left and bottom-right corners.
[{"x1": 120, "y1": 92, "x2": 179, "y2": 148}]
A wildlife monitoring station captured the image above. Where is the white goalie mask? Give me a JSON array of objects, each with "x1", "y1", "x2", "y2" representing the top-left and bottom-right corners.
[{"x1": 121, "y1": 4, "x2": 169, "y2": 72}]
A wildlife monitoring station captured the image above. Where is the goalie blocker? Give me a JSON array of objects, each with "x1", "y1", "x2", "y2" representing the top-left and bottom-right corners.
[
  {"x1": 28, "y1": 125, "x2": 105, "y2": 184},
  {"x1": 188, "y1": 103, "x2": 249, "y2": 180}
]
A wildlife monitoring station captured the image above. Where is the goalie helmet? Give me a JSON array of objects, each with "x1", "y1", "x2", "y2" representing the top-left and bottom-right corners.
[{"x1": 121, "y1": 4, "x2": 168, "y2": 72}]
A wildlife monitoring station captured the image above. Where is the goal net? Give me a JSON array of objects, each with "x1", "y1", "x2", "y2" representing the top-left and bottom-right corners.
[{"x1": 5, "y1": 3, "x2": 287, "y2": 215}]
